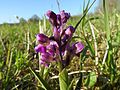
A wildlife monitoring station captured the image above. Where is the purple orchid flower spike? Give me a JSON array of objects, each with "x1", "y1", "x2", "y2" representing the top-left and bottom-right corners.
[{"x1": 35, "y1": 10, "x2": 84, "y2": 67}]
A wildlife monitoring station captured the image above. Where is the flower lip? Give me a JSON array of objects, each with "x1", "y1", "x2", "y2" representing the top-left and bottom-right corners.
[
  {"x1": 65, "y1": 26, "x2": 75, "y2": 35},
  {"x1": 74, "y1": 42, "x2": 84, "y2": 54}
]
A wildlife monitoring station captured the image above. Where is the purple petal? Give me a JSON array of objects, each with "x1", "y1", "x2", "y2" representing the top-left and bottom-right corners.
[
  {"x1": 36, "y1": 33, "x2": 50, "y2": 45},
  {"x1": 53, "y1": 27, "x2": 60, "y2": 40},
  {"x1": 61, "y1": 26, "x2": 75, "y2": 46},
  {"x1": 47, "y1": 40, "x2": 59, "y2": 55},
  {"x1": 65, "y1": 26, "x2": 75, "y2": 36},
  {"x1": 74, "y1": 42, "x2": 84, "y2": 54},
  {"x1": 62, "y1": 34, "x2": 69, "y2": 41},
  {"x1": 49, "y1": 40, "x2": 59, "y2": 47},
  {"x1": 57, "y1": 14, "x2": 61, "y2": 26},
  {"x1": 34, "y1": 44, "x2": 46, "y2": 53},
  {"x1": 41, "y1": 52, "x2": 54, "y2": 62}
]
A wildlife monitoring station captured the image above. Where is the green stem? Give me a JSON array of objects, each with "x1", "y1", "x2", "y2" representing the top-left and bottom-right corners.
[{"x1": 58, "y1": 61, "x2": 63, "y2": 72}]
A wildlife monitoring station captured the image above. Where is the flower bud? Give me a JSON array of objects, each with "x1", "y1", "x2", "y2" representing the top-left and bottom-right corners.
[
  {"x1": 57, "y1": 14, "x2": 61, "y2": 26},
  {"x1": 46, "y1": 10, "x2": 58, "y2": 27},
  {"x1": 60, "y1": 10, "x2": 70, "y2": 24}
]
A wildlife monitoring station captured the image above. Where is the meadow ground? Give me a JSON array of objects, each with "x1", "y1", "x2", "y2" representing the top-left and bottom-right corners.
[{"x1": 0, "y1": 1, "x2": 120, "y2": 90}]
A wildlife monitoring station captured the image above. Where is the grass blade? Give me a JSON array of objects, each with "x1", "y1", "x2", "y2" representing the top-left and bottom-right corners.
[{"x1": 29, "y1": 67, "x2": 52, "y2": 90}]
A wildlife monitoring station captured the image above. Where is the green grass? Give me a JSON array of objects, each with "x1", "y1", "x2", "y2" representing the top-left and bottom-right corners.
[{"x1": 0, "y1": 1, "x2": 120, "y2": 89}]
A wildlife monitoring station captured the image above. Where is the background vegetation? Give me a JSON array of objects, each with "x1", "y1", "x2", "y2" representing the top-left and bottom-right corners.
[{"x1": 0, "y1": 0, "x2": 120, "y2": 89}]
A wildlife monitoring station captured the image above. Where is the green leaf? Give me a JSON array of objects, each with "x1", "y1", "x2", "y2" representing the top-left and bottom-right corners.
[
  {"x1": 85, "y1": 16, "x2": 100, "y2": 25},
  {"x1": 59, "y1": 69, "x2": 69, "y2": 90},
  {"x1": 68, "y1": 79, "x2": 75, "y2": 90},
  {"x1": 29, "y1": 67, "x2": 52, "y2": 90},
  {"x1": 85, "y1": 72, "x2": 97, "y2": 88},
  {"x1": 81, "y1": 46, "x2": 89, "y2": 62},
  {"x1": 85, "y1": 38, "x2": 95, "y2": 56},
  {"x1": 75, "y1": 72, "x2": 83, "y2": 90},
  {"x1": 0, "y1": 72, "x2": 3, "y2": 80},
  {"x1": 38, "y1": 86, "x2": 46, "y2": 90}
]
